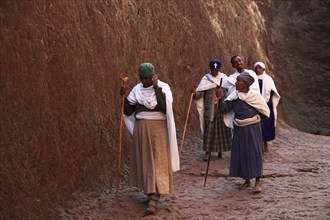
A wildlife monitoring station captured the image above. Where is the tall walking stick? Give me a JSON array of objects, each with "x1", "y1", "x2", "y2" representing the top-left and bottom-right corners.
[
  {"x1": 116, "y1": 76, "x2": 128, "y2": 197},
  {"x1": 179, "y1": 92, "x2": 194, "y2": 156},
  {"x1": 203, "y1": 79, "x2": 222, "y2": 187}
]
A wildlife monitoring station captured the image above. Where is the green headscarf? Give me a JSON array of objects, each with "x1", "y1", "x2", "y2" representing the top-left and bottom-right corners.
[{"x1": 139, "y1": 63, "x2": 154, "y2": 78}]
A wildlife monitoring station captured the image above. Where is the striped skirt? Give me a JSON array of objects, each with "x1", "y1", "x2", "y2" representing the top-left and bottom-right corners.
[{"x1": 203, "y1": 112, "x2": 232, "y2": 152}]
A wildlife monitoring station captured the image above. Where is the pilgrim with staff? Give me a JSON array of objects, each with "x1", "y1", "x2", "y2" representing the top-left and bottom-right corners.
[{"x1": 119, "y1": 63, "x2": 179, "y2": 214}]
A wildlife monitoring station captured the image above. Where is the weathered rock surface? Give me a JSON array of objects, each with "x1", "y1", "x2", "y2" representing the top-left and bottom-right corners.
[{"x1": 1, "y1": 0, "x2": 329, "y2": 219}]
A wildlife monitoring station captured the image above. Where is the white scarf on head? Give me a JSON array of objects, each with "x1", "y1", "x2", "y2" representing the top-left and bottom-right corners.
[
  {"x1": 124, "y1": 80, "x2": 180, "y2": 172},
  {"x1": 258, "y1": 72, "x2": 281, "y2": 126},
  {"x1": 195, "y1": 72, "x2": 226, "y2": 134}
]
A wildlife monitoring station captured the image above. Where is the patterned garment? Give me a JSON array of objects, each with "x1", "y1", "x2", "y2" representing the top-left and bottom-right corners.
[
  {"x1": 129, "y1": 119, "x2": 173, "y2": 195},
  {"x1": 202, "y1": 88, "x2": 232, "y2": 152}
]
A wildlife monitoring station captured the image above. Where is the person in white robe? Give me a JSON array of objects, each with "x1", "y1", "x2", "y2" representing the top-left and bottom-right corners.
[
  {"x1": 192, "y1": 59, "x2": 232, "y2": 161},
  {"x1": 222, "y1": 55, "x2": 260, "y2": 95},
  {"x1": 121, "y1": 63, "x2": 179, "y2": 215},
  {"x1": 222, "y1": 55, "x2": 261, "y2": 128},
  {"x1": 254, "y1": 61, "x2": 281, "y2": 153}
]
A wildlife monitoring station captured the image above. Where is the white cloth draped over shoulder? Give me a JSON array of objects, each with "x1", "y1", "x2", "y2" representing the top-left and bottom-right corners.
[
  {"x1": 222, "y1": 69, "x2": 260, "y2": 95},
  {"x1": 223, "y1": 89, "x2": 270, "y2": 129},
  {"x1": 195, "y1": 72, "x2": 227, "y2": 134},
  {"x1": 123, "y1": 80, "x2": 180, "y2": 172},
  {"x1": 258, "y1": 72, "x2": 281, "y2": 126}
]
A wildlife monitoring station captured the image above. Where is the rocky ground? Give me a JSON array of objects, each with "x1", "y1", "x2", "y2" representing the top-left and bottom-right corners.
[{"x1": 57, "y1": 120, "x2": 329, "y2": 220}]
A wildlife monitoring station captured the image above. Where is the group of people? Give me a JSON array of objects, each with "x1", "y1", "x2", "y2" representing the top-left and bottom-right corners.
[{"x1": 119, "y1": 55, "x2": 280, "y2": 214}]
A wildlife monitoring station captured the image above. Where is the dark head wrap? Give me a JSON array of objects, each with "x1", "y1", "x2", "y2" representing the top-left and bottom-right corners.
[
  {"x1": 209, "y1": 59, "x2": 221, "y2": 69},
  {"x1": 237, "y1": 71, "x2": 255, "y2": 87},
  {"x1": 139, "y1": 63, "x2": 154, "y2": 78}
]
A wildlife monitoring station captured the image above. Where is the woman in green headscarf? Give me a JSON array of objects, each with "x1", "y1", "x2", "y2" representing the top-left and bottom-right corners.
[{"x1": 120, "y1": 63, "x2": 179, "y2": 214}]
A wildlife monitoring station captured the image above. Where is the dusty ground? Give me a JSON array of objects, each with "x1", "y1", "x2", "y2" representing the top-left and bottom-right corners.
[{"x1": 57, "y1": 120, "x2": 330, "y2": 220}]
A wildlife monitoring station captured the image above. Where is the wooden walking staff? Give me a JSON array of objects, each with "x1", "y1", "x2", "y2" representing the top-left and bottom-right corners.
[
  {"x1": 203, "y1": 79, "x2": 222, "y2": 187},
  {"x1": 179, "y1": 92, "x2": 194, "y2": 156},
  {"x1": 116, "y1": 76, "x2": 129, "y2": 197}
]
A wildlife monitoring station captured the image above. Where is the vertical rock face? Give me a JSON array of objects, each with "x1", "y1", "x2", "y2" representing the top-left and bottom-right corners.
[
  {"x1": 265, "y1": 0, "x2": 330, "y2": 134},
  {"x1": 0, "y1": 0, "x2": 328, "y2": 218}
]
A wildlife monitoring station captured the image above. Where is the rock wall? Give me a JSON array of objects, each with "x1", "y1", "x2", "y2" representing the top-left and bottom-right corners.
[
  {"x1": 1, "y1": 0, "x2": 329, "y2": 219},
  {"x1": 265, "y1": 0, "x2": 330, "y2": 134}
]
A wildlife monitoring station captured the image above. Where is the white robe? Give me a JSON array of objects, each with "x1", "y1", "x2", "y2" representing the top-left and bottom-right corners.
[
  {"x1": 258, "y1": 72, "x2": 281, "y2": 126},
  {"x1": 195, "y1": 72, "x2": 227, "y2": 134},
  {"x1": 222, "y1": 69, "x2": 260, "y2": 95}
]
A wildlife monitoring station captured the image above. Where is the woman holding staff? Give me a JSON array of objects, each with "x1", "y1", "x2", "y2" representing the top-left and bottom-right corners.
[{"x1": 120, "y1": 63, "x2": 179, "y2": 214}]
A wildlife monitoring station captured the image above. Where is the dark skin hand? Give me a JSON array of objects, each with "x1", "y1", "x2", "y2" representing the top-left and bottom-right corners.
[
  {"x1": 191, "y1": 85, "x2": 223, "y2": 103},
  {"x1": 191, "y1": 85, "x2": 197, "y2": 96},
  {"x1": 140, "y1": 73, "x2": 158, "y2": 88},
  {"x1": 120, "y1": 74, "x2": 159, "y2": 96},
  {"x1": 120, "y1": 83, "x2": 127, "y2": 96},
  {"x1": 216, "y1": 87, "x2": 223, "y2": 100},
  {"x1": 152, "y1": 73, "x2": 158, "y2": 87}
]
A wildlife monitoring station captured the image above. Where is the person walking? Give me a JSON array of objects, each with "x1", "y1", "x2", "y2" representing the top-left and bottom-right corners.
[
  {"x1": 218, "y1": 72, "x2": 270, "y2": 193},
  {"x1": 254, "y1": 62, "x2": 281, "y2": 153},
  {"x1": 120, "y1": 62, "x2": 180, "y2": 214},
  {"x1": 192, "y1": 59, "x2": 232, "y2": 161}
]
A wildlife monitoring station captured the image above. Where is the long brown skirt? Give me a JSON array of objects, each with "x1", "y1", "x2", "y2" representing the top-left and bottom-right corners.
[{"x1": 130, "y1": 119, "x2": 173, "y2": 195}]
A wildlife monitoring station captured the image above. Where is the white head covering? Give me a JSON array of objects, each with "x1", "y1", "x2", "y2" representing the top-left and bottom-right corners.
[{"x1": 254, "y1": 62, "x2": 266, "y2": 70}]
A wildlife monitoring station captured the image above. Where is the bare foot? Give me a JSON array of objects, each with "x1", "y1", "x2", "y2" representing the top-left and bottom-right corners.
[
  {"x1": 146, "y1": 205, "x2": 157, "y2": 214},
  {"x1": 253, "y1": 185, "x2": 261, "y2": 193},
  {"x1": 239, "y1": 181, "x2": 251, "y2": 190},
  {"x1": 253, "y1": 178, "x2": 262, "y2": 193}
]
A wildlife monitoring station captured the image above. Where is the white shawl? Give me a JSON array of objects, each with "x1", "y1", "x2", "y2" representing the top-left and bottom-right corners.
[
  {"x1": 258, "y1": 72, "x2": 281, "y2": 126},
  {"x1": 195, "y1": 72, "x2": 227, "y2": 134},
  {"x1": 223, "y1": 89, "x2": 270, "y2": 128},
  {"x1": 124, "y1": 80, "x2": 180, "y2": 172},
  {"x1": 222, "y1": 69, "x2": 260, "y2": 95}
]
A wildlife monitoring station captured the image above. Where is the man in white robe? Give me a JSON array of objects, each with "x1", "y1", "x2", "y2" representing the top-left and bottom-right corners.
[
  {"x1": 222, "y1": 55, "x2": 260, "y2": 95},
  {"x1": 192, "y1": 59, "x2": 232, "y2": 161},
  {"x1": 222, "y1": 55, "x2": 260, "y2": 128}
]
